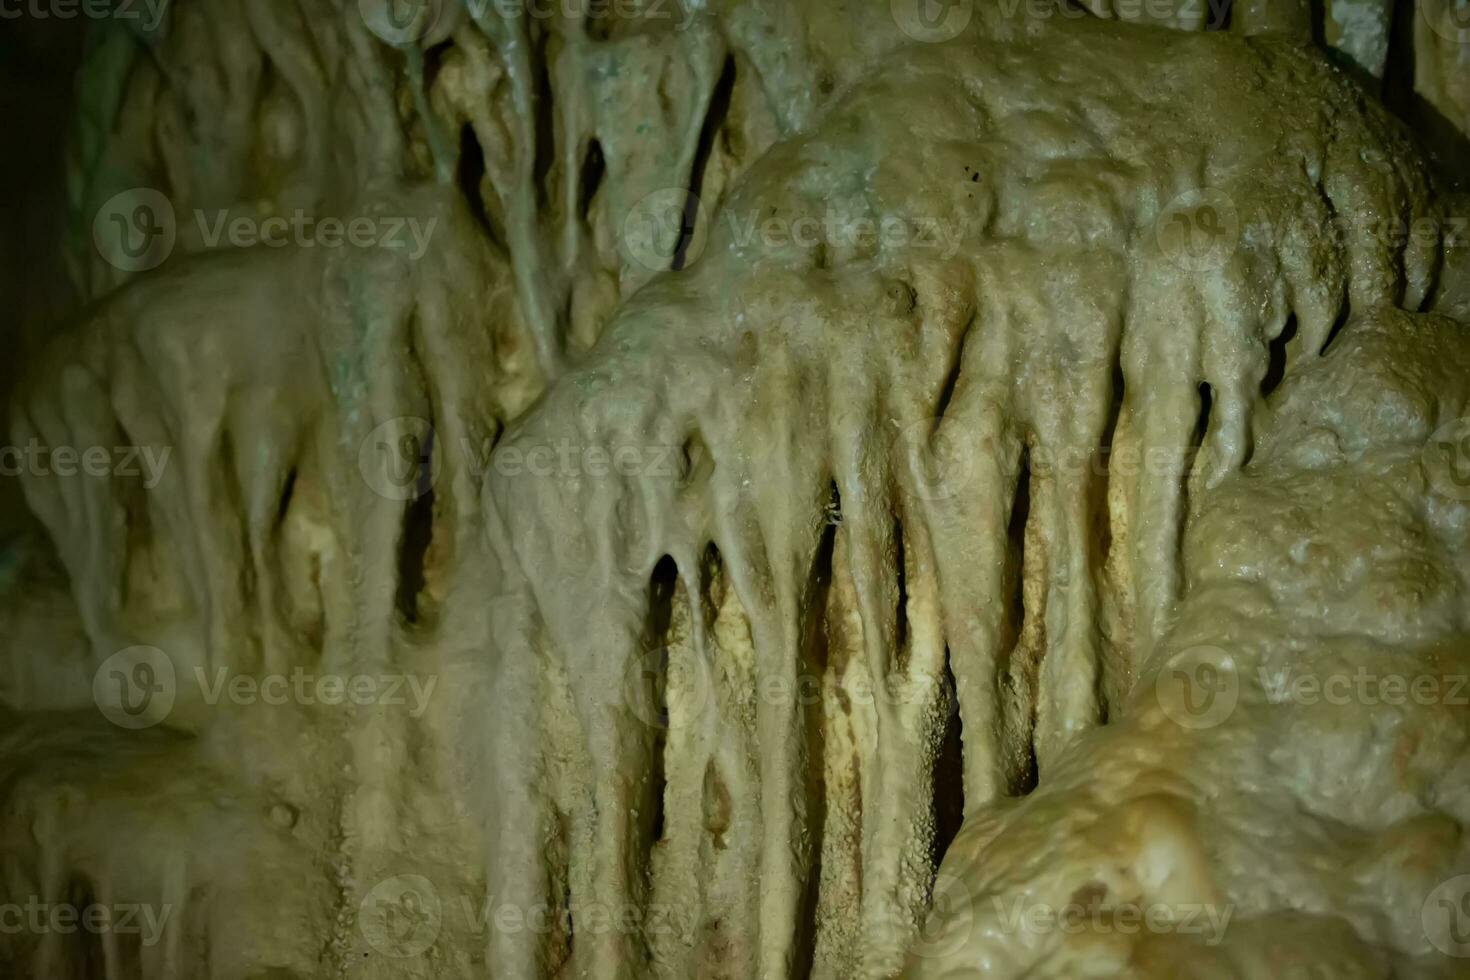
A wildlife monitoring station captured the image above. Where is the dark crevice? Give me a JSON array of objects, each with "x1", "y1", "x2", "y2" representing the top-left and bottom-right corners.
[
  {"x1": 1383, "y1": 0, "x2": 1417, "y2": 119},
  {"x1": 699, "y1": 540, "x2": 724, "y2": 634},
  {"x1": 648, "y1": 554, "x2": 678, "y2": 639},
  {"x1": 276, "y1": 467, "x2": 298, "y2": 528},
  {"x1": 1093, "y1": 361, "x2": 1125, "y2": 720},
  {"x1": 63, "y1": 876, "x2": 109, "y2": 977},
  {"x1": 218, "y1": 429, "x2": 256, "y2": 611},
  {"x1": 892, "y1": 517, "x2": 909, "y2": 674},
  {"x1": 1005, "y1": 450, "x2": 1030, "y2": 644},
  {"x1": 530, "y1": 27, "x2": 557, "y2": 210},
  {"x1": 933, "y1": 314, "x2": 971, "y2": 424},
  {"x1": 1193, "y1": 381, "x2": 1214, "y2": 451},
  {"x1": 673, "y1": 54, "x2": 736, "y2": 271},
  {"x1": 1320, "y1": 300, "x2": 1352, "y2": 356},
  {"x1": 645, "y1": 555, "x2": 679, "y2": 850},
  {"x1": 1095, "y1": 361, "x2": 1125, "y2": 566},
  {"x1": 116, "y1": 420, "x2": 156, "y2": 607},
  {"x1": 394, "y1": 428, "x2": 435, "y2": 627},
  {"x1": 702, "y1": 758, "x2": 732, "y2": 850},
  {"x1": 679, "y1": 430, "x2": 714, "y2": 491},
  {"x1": 578, "y1": 138, "x2": 606, "y2": 220},
  {"x1": 1004, "y1": 449, "x2": 1038, "y2": 798},
  {"x1": 1309, "y1": 0, "x2": 1328, "y2": 47},
  {"x1": 793, "y1": 487, "x2": 838, "y2": 980},
  {"x1": 1181, "y1": 381, "x2": 1215, "y2": 524},
  {"x1": 1261, "y1": 315, "x2": 1297, "y2": 399},
  {"x1": 456, "y1": 123, "x2": 503, "y2": 249},
  {"x1": 549, "y1": 809, "x2": 574, "y2": 974},
  {"x1": 930, "y1": 647, "x2": 966, "y2": 870},
  {"x1": 422, "y1": 39, "x2": 452, "y2": 91}
]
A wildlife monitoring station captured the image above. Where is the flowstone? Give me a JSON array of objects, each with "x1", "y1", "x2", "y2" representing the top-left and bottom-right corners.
[{"x1": 3, "y1": 3, "x2": 1470, "y2": 979}]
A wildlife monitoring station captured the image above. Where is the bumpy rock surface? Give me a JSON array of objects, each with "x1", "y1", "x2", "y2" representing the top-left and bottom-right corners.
[{"x1": 2, "y1": 2, "x2": 1470, "y2": 979}]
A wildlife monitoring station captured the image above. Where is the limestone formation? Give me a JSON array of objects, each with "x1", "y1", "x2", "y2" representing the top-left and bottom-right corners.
[{"x1": 2, "y1": 2, "x2": 1470, "y2": 979}]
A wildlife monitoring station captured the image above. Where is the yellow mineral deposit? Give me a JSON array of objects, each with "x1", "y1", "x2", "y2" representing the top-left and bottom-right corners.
[{"x1": 1, "y1": 2, "x2": 1469, "y2": 979}]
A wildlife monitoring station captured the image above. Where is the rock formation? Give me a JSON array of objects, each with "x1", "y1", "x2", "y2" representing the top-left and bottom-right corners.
[{"x1": 2, "y1": 2, "x2": 1470, "y2": 979}]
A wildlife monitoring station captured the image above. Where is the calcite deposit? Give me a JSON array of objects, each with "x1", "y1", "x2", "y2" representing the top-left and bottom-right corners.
[{"x1": 2, "y1": 2, "x2": 1470, "y2": 979}]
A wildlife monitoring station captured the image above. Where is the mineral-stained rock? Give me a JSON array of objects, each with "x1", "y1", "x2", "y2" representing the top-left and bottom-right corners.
[{"x1": 3, "y1": 3, "x2": 1470, "y2": 980}]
